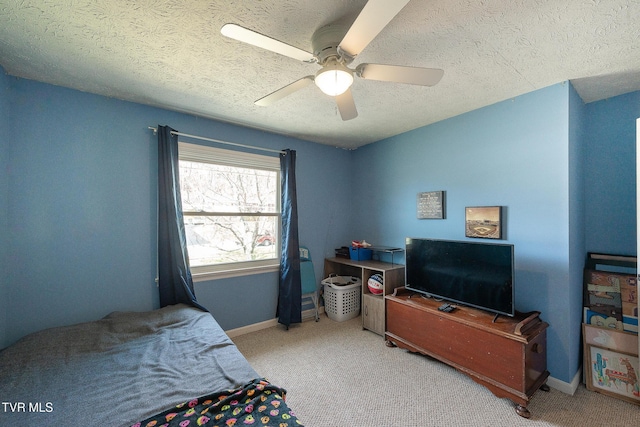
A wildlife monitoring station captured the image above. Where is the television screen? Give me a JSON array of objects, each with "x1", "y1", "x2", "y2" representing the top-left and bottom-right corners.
[{"x1": 405, "y1": 237, "x2": 514, "y2": 316}]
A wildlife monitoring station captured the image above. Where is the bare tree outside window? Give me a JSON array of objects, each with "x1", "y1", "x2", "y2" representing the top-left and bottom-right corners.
[{"x1": 179, "y1": 160, "x2": 279, "y2": 267}]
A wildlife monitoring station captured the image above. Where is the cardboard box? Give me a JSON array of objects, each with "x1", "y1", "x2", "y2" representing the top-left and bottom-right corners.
[
  {"x1": 584, "y1": 307, "x2": 623, "y2": 330},
  {"x1": 583, "y1": 324, "x2": 640, "y2": 404},
  {"x1": 623, "y1": 315, "x2": 638, "y2": 334},
  {"x1": 584, "y1": 269, "x2": 630, "y2": 319},
  {"x1": 620, "y1": 278, "x2": 638, "y2": 317},
  {"x1": 583, "y1": 323, "x2": 638, "y2": 354}
]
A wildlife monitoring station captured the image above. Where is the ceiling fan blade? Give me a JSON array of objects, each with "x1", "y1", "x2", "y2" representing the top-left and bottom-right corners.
[
  {"x1": 255, "y1": 76, "x2": 314, "y2": 106},
  {"x1": 221, "y1": 23, "x2": 315, "y2": 62},
  {"x1": 356, "y1": 64, "x2": 444, "y2": 86},
  {"x1": 339, "y1": 0, "x2": 411, "y2": 58},
  {"x1": 336, "y1": 89, "x2": 358, "y2": 121}
]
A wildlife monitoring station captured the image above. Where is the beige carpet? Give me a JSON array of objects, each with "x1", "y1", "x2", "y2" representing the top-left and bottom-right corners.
[{"x1": 232, "y1": 315, "x2": 639, "y2": 426}]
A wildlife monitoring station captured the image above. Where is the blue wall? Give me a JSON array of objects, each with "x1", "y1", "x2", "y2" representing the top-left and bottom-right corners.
[
  {"x1": 348, "y1": 83, "x2": 638, "y2": 384},
  {"x1": 0, "y1": 68, "x2": 9, "y2": 346},
  {"x1": 350, "y1": 82, "x2": 577, "y2": 383},
  {"x1": 568, "y1": 82, "x2": 588, "y2": 386},
  {"x1": 2, "y1": 74, "x2": 353, "y2": 346},
  {"x1": 584, "y1": 91, "x2": 639, "y2": 255},
  {"x1": 7, "y1": 78, "x2": 159, "y2": 344}
]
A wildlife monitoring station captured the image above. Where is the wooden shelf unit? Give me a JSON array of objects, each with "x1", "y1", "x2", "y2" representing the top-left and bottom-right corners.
[
  {"x1": 385, "y1": 287, "x2": 549, "y2": 418},
  {"x1": 323, "y1": 257, "x2": 405, "y2": 335}
]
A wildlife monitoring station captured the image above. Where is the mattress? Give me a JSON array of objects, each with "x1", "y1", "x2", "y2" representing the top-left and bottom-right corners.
[{"x1": 0, "y1": 304, "x2": 259, "y2": 426}]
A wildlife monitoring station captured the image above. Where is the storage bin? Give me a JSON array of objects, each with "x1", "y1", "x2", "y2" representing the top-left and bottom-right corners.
[
  {"x1": 349, "y1": 247, "x2": 372, "y2": 261},
  {"x1": 321, "y1": 276, "x2": 362, "y2": 322}
]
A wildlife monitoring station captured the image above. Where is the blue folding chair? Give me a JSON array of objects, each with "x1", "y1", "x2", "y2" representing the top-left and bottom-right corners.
[{"x1": 300, "y1": 246, "x2": 319, "y2": 321}]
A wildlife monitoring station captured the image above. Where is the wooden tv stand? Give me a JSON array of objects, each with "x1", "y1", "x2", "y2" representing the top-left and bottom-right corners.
[{"x1": 385, "y1": 287, "x2": 549, "y2": 418}]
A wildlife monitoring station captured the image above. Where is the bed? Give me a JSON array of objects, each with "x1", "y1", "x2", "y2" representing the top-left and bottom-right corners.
[{"x1": 0, "y1": 304, "x2": 302, "y2": 426}]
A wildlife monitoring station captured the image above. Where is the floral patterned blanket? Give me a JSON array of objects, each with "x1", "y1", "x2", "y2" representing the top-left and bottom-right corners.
[{"x1": 131, "y1": 378, "x2": 303, "y2": 427}]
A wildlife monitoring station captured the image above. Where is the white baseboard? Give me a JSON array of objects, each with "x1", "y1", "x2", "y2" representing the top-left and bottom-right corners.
[
  {"x1": 546, "y1": 368, "x2": 582, "y2": 395},
  {"x1": 225, "y1": 307, "x2": 324, "y2": 338},
  {"x1": 225, "y1": 318, "x2": 279, "y2": 338}
]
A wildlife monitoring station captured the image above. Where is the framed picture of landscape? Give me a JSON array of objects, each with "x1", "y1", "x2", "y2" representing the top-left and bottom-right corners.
[{"x1": 465, "y1": 206, "x2": 502, "y2": 239}]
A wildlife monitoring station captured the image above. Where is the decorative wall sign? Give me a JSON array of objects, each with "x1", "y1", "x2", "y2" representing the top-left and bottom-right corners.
[
  {"x1": 465, "y1": 206, "x2": 502, "y2": 239},
  {"x1": 417, "y1": 191, "x2": 445, "y2": 219}
]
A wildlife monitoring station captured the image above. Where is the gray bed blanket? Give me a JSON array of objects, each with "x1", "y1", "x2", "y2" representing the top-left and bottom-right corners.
[{"x1": 0, "y1": 304, "x2": 258, "y2": 427}]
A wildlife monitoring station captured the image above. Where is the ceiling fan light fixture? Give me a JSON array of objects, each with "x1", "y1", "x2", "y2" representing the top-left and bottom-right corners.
[{"x1": 314, "y1": 60, "x2": 353, "y2": 96}]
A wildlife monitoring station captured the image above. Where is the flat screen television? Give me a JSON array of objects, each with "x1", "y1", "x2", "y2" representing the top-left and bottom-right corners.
[{"x1": 405, "y1": 237, "x2": 515, "y2": 317}]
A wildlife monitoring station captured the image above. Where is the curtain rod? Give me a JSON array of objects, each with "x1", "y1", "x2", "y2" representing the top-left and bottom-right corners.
[{"x1": 148, "y1": 126, "x2": 285, "y2": 155}]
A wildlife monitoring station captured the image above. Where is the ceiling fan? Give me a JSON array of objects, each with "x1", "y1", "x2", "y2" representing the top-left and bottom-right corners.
[{"x1": 221, "y1": 0, "x2": 443, "y2": 121}]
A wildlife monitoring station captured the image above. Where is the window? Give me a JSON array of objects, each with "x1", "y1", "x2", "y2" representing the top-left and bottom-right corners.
[{"x1": 178, "y1": 142, "x2": 280, "y2": 279}]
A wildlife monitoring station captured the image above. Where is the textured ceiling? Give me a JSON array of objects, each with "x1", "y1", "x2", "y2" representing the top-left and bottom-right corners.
[{"x1": 1, "y1": 0, "x2": 639, "y2": 149}]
